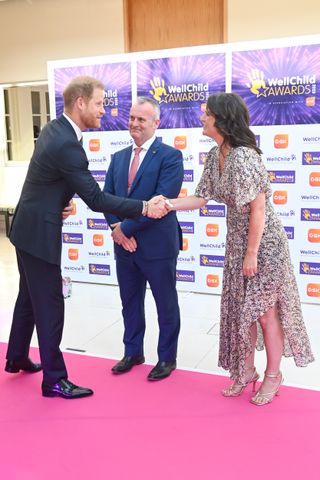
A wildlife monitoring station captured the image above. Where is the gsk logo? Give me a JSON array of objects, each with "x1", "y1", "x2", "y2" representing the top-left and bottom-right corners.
[
  {"x1": 93, "y1": 234, "x2": 104, "y2": 246},
  {"x1": 111, "y1": 108, "x2": 118, "y2": 117},
  {"x1": 307, "y1": 283, "x2": 320, "y2": 297},
  {"x1": 70, "y1": 203, "x2": 77, "y2": 215},
  {"x1": 174, "y1": 136, "x2": 187, "y2": 150},
  {"x1": 89, "y1": 139, "x2": 100, "y2": 152},
  {"x1": 306, "y1": 97, "x2": 316, "y2": 107},
  {"x1": 206, "y1": 224, "x2": 219, "y2": 237},
  {"x1": 309, "y1": 172, "x2": 320, "y2": 187},
  {"x1": 308, "y1": 229, "x2": 320, "y2": 243},
  {"x1": 68, "y1": 248, "x2": 79, "y2": 261},
  {"x1": 179, "y1": 188, "x2": 188, "y2": 198},
  {"x1": 274, "y1": 134, "x2": 288, "y2": 149},
  {"x1": 273, "y1": 190, "x2": 287, "y2": 205},
  {"x1": 206, "y1": 274, "x2": 219, "y2": 288},
  {"x1": 182, "y1": 238, "x2": 189, "y2": 251}
]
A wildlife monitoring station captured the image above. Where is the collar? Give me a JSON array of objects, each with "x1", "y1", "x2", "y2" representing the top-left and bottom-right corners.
[{"x1": 63, "y1": 113, "x2": 83, "y2": 142}]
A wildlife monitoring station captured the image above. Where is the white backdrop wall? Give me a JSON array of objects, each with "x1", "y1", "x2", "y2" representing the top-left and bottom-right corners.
[{"x1": 48, "y1": 34, "x2": 320, "y2": 304}]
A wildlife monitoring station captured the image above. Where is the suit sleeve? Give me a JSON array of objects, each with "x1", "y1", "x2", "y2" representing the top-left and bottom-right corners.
[
  {"x1": 120, "y1": 148, "x2": 183, "y2": 238},
  {"x1": 58, "y1": 141, "x2": 143, "y2": 219}
]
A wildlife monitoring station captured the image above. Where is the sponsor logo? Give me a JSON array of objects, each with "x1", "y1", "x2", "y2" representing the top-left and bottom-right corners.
[
  {"x1": 179, "y1": 221, "x2": 194, "y2": 234},
  {"x1": 200, "y1": 204, "x2": 225, "y2": 217},
  {"x1": 89, "y1": 139, "x2": 100, "y2": 152},
  {"x1": 306, "y1": 97, "x2": 316, "y2": 107},
  {"x1": 63, "y1": 219, "x2": 83, "y2": 227},
  {"x1": 300, "y1": 262, "x2": 320, "y2": 275},
  {"x1": 62, "y1": 233, "x2": 83, "y2": 244},
  {"x1": 182, "y1": 238, "x2": 188, "y2": 251},
  {"x1": 87, "y1": 219, "x2": 109, "y2": 230},
  {"x1": 93, "y1": 234, "x2": 104, "y2": 246},
  {"x1": 301, "y1": 208, "x2": 320, "y2": 221},
  {"x1": 88, "y1": 251, "x2": 110, "y2": 257},
  {"x1": 89, "y1": 263, "x2": 110, "y2": 276},
  {"x1": 91, "y1": 170, "x2": 106, "y2": 182},
  {"x1": 68, "y1": 248, "x2": 78, "y2": 261},
  {"x1": 176, "y1": 269, "x2": 195, "y2": 282},
  {"x1": 274, "y1": 134, "x2": 289, "y2": 149},
  {"x1": 183, "y1": 170, "x2": 194, "y2": 182},
  {"x1": 268, "y1": 171, "x2": 295, "y2": 183},
  {"x1": 199, "y1": 152, "x2": 208, "y2": 164},
  {"x1": 70, "y1": 204, "x2": 77, "y2": 215},
  {"x1": 284, "y1": 226, "x2": 294, "y2": 240},
  {"x1": 179, "y1": 188, "x2": 188, "y2": 198},
  {"x1": 206, "y1": 224, "x2": 219, "y2": 237},
  {"x1": 111, "y1": 108, "x2": 118, "y2": 116},
  {"x1": 206, "y1": 274, "x2": 219, "y2": 287},
  {"x1": 63, "y1": 265, "x2": 85, "y2": 272},
  {"x1": 200, "y1": 242, "x2": 225, "y2": 250},
  {"x1": 308, "y1": 229, "x2": 320, "y2": 243},
  {"x1": 265, "y1": 154, "x2": 296, "y2": 163},
  {"x1": 177, "y1": 255, "x2": 195, "y2": 264},
  {"x1": 310, "y1": 172, "x2": 320, "y2": 186},
  {"x1": 174, "y1": 136, "x2": 187, "y2": 150},
  {"x1": 307, "y1": 283, "x2": 320, "y2": 297},
  {"x1": 302, "y1": 152, "x2": 320, "y2": 165},
  {"x1": 200, "y1": 255, "x2": 224, "y2": 268},
  {"x1": 273, "y1": 190, "x2": 288, "y2": 205}
]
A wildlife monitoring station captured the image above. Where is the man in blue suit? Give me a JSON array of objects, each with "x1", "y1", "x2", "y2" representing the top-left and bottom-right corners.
[
  {"x1": 103, "y1": 96, "x2": 184, "y2": 380},
  {"x1": 5, "y1": 77, "x2": 166, "y2": 399}
]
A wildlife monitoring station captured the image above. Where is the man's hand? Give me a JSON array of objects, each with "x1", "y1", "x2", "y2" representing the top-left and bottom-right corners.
[
  {"x1": 111, "y1": 223, "x2": 137, "y2": 252},
  {"x1": 146, "y1": 196, "x2": 167, "y2": 219},
  {"x1": 62, "y1": 200, "x2": 74, "y2": 220}
]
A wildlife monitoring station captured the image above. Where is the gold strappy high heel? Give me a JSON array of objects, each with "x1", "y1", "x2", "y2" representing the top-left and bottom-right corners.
[
  {"x1": 250, "y1": 371, "x2": 283, "y2": 406},
  {"x1": 222, "y1": 368, "x2": 260, "y2": 397}
]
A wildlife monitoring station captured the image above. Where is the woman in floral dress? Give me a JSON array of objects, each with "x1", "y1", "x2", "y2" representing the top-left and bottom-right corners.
[{"x1": 166, "y1": 93, "x2": 314, "y2": 406}]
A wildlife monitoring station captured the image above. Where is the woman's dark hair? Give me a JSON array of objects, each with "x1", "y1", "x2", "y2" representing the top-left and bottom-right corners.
[{"x1": 206, "y1": 93, "x2": 262, "y2": 154}]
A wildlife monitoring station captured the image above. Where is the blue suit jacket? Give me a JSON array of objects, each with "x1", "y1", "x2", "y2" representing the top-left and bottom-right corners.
[
  {"x1": 103, "y1": 138, "x2": 184, "y2": 260},
  {"x1": 10, "y1": 116, "x2": 143, "y2": 265}
]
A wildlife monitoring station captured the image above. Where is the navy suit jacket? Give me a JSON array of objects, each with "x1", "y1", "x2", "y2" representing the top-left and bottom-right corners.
[
  {"x1": 10, "y1": 116, "x2": 143, "y2": 265},
  {"x1": 103, "y1": 138, "x2": 184, "y2": 260}
]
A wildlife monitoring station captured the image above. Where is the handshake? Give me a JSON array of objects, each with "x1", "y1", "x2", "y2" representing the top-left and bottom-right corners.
[{"x1": 145, "y1": 195, "x2": 173, "y2": 219}]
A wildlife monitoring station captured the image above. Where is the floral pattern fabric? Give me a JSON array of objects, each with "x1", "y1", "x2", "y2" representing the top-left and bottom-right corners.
[{"x1": 195, "y1": 146, "x2": 314, "y2": 382}]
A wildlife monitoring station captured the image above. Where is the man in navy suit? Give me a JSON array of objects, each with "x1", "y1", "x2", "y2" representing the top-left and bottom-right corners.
[
  {"x1": 103, "y1": 97, "x2": 184, "y2": 380},
  {"x1": 5, "y1": 77, "x2": 166, "y2": 398}
]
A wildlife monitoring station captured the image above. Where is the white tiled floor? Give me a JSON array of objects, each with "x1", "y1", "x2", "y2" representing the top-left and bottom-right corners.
[{"x1": 1, "y1": 217, "x2": 319, "y2": 390}]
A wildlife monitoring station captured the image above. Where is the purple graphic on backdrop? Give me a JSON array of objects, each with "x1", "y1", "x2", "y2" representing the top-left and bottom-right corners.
[
  {"x1": 53, "y1": 63, "x2": 132, "y2": 131},
  {"x1": 137, "y1": 54, "x2": 226, "y2": 128},
  {"x1": 232, "y1": 45, "x2": 320, "y2": 125}
]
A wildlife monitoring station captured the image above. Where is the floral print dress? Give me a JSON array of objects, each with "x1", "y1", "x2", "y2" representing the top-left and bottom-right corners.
[{"x1": 195, "y1": 146, "x2": 314, "y2": 382}]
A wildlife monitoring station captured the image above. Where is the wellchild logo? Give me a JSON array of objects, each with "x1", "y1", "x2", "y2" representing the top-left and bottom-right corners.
[
  {"x1": 62, "y1": 233, "x2": 83, "y2": 244},
  {"x1": 199, "y1": 152, "x2": 208, "y2": 164},
  {"x1": 308, "y1": 229, "x2": 320, "y2": 242},
  {"x1": 302, "y1": 152, "x2": 320, "y2": 165},
  {"x1": 206, "y1": 274, "x2": 219, "y2": 288},
  {"x1": 200, "y1": 255, "x2": 224, "y2": 268},
  {"x1": 246, "y1": 68, "x2": 316, "y2": 98},
  {"x1": 179, "y1": 222, "x2": 194, "y2": 234},
  {"x1": 176, "y1": 270, "x2": 195, "y2": 282},
  {"x1": 87, "y1": 219, "x2": 108, "y2": 230},
  {"x1": 284, "y1": 226, "x2": 294, "y2": 240},
  {"x1": 91, "y1": 170, "x2": 106, "y2": 182},
  {"x1": 200, "y1": 204, "x2": 225, "y2": 217},
  {"x1": 183, "y1": 170, "x2": 194, "y2": 182},
  {"x1": 268, "y1": 171, "x2": 295, "y2": 183},
  {"x1": 89, "y1": 264, "x2": 110, "y2": 276},
  {"x1": 300, "y1": 262, "x2": 320, "y2": 275},
  {"x1": 301, "y1": 208, "x2": 320, "y2": 221},
  {"x1": 149, "y1": 76, "x2": 209, "y2": 104}
]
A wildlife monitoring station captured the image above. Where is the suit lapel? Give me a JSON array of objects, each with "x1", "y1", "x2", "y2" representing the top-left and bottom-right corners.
[{"x1": 129, "y1": 139, "x2": 160, "y2": 194}]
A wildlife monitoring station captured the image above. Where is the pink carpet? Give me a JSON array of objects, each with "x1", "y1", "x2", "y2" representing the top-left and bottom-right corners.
[{"x1": 1, "y1": 342, "x2": 320, "y2": 480}]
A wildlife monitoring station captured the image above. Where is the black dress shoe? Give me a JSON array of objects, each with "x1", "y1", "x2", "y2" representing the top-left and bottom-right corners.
[
  {"x1": 112, "y1": 355, "x2": 145, "y2": 374},
  {"x1": 5, "y1": 358, "x2": 42, "y2": 374},
  {"x1": 42, "y1": 379, "x2": 93, "y2": 399},
  {"x1": 147, "y1": 361, "x2": 176, "y2": 381}
]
